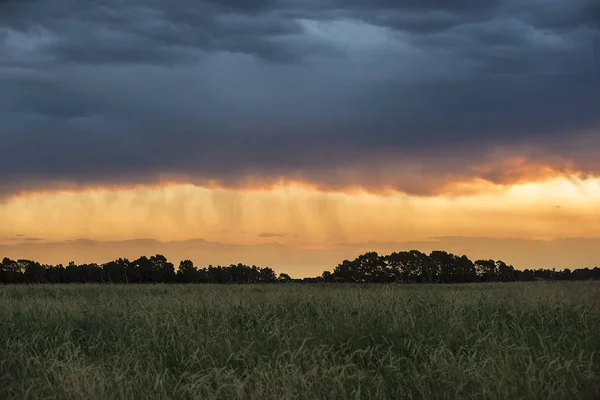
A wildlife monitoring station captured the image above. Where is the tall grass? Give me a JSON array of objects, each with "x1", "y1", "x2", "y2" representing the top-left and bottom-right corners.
[{"x1": 0, "y1": 282, "x2": 599, "y2": 399}]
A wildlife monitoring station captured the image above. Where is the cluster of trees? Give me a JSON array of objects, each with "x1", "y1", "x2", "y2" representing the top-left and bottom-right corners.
[
  {"x1": 1, "y1": 250, "x2": 599, "y2": 284},
  {"x1": 321, "y1": 251, "x2": 600, "y2": 283},
  {"x1": 0, "y1": 255, "x2": 281, "y2": 284}
]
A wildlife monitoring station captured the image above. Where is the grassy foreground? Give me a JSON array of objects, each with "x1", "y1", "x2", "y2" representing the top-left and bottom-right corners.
[{"x1": 0, "y1": 283, "x2": 599, "y2": 399}]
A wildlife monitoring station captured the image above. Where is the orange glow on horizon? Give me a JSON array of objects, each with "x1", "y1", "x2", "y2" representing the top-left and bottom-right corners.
[
  {"x1": 2, "y1": 173, "x2": 600, "y2": 276},
  {"x1": 2, "y1": 174, "x2": 600, "y2": 249}
]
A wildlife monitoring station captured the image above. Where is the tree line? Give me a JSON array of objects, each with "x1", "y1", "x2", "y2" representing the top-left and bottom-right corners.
[
  {"x1": 321, "y1": 251, "x2": 600, "y2": 283},
  {"x1": 1, "y1": 250, "x2": 599, "y2": 284},
  {"x1": 0, "y1": 255, "x2": 279, "y2": 284}
]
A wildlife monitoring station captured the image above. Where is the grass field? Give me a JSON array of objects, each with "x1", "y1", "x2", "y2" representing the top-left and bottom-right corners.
[{"x1": 0, "y1": 282, "x2": 599, "y2": 399}]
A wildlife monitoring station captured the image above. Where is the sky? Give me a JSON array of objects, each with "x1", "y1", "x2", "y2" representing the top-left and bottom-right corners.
[{"x1": 1, "y1": 0, "x2": 599, "y2": 276}]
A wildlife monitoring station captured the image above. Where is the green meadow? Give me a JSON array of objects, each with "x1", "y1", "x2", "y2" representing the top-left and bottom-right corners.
[{"x1": 1, "y1": 282, "x2": 599, "y2": 400}]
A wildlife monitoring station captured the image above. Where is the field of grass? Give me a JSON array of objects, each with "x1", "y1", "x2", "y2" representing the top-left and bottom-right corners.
[{"x1": 0, "y1": 282, "x2": 599, "y2": 399}]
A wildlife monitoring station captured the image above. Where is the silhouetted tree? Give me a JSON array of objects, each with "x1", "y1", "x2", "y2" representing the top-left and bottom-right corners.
[
  {"x1": 45, "y1": 264, "x2": 66, "y2": 283},
  {"x1": 497, "y1": 261, "x2": 516, "y2": 282},
  {"x1": 150, "y1": 254, "x2": 176, "y2": 283},
  {"x1": 103, "y1": 258, "x2": 129, "y2": 283},
  {"x1": 21, "y1": 259, "x2": 47, "y2": 283},
  {"x1": 322, "y1": 271, "x2": 334, "y2": 282},
  {"x1": 475, "y1": 260, "x2": 498, "y2": 282},
  {"x1": 177, "y1": 260, "x2": 198, "y2": 283},
  {"x1": 455, "y1": 255, "x2": 477, "y2": 283},
  {"x1": 0, "y1": 257, "x2": 22, "y2": 283},
  {"x1": 259, "y1": 266, "x2": 277, "y2": 283}
]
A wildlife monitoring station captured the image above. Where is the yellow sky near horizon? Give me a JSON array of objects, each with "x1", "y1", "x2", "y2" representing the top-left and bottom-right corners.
[{"x1": 2, "y1": 175, "x2": 600, "y2": 248}]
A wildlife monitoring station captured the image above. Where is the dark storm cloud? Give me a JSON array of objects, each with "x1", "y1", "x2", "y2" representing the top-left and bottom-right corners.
[{"x1": 0, "y1": 0, "x2": 599, "y2": 196}]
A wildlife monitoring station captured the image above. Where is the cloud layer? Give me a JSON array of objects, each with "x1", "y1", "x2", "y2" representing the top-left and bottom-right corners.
[{"x1": 1, "y1": 0, "x2": 599, "y2": 195}]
